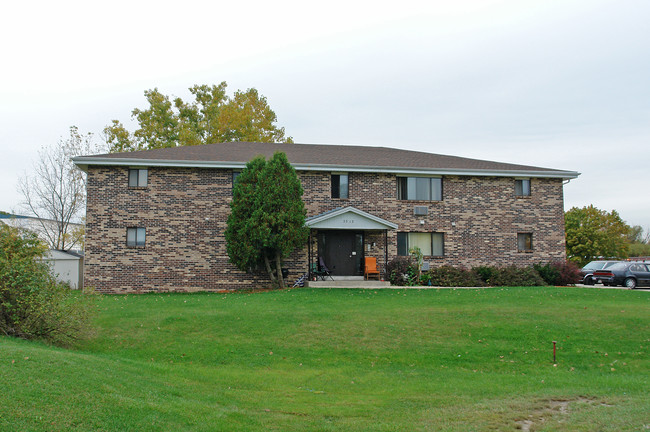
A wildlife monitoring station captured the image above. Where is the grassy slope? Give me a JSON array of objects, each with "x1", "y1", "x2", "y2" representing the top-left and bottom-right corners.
[{"x1": 1, "y1": 287, "x2": 648, "y2": 431}]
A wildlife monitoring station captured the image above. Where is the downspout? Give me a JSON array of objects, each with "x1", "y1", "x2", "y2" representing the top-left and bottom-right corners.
[
  {"x1": 384, "y1": 229, "x2": 388, "y2": 280},
  {"x1": 308, "y1": 230, "x2": 312, "y2": 280}
]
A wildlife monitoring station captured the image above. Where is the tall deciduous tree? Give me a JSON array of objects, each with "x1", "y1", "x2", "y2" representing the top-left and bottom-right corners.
[
  {"x1": 18, "y1": 127, "x2": 105, "y2": 250},
  {"x1": 627, "y1": 225, "x2": 650, "y2": 245},
  {"x1": 627, "y1": 225, "x2": 650, "y2": 257},
  {"x1": 225, "y1": 152, "x2": 308, "y2": 289},
  {"x1": 628, "y1": 242, "x2": 650, "y2": 257},
  {"x1": 104, "y1": 83, "x2": 292, "y2": 152},
  {"x1": 627, "y1": 225, "x2": 645, "y2": 243},
  {"x1": 565, "y1": 205, "x2": 631, "y2": 266}
]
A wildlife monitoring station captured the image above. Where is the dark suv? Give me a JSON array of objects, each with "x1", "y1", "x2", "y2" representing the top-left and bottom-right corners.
[{"x1": 580, "y1": 260, "x2": 621, "y2": 285}]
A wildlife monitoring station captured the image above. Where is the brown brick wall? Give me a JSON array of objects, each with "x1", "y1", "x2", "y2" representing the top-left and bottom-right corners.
[{"x1": 84, "y1": 166, "x2": 566, "y2": 293}]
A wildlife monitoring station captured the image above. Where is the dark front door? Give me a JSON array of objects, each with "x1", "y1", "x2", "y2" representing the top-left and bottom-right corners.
[{"x1": 319, "y1": 231, "x2": 364, "y2": 276}]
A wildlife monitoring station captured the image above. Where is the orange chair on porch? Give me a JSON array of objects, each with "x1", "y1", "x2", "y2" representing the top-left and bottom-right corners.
[{"x1": 364, "y1": 257, "x2": 380, "y2": 280}]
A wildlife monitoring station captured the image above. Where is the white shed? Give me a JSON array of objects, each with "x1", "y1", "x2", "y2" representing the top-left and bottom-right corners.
[{"x1": 42, "y1": 250, "x2": 84, "y2": 290}]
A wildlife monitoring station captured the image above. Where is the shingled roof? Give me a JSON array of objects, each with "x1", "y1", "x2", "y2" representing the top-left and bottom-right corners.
[{"x1": 73, "y1": 142, "x2": 579, "y2": 179}]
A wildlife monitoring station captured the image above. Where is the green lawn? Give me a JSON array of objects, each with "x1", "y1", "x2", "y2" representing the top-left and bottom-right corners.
[{"x1": 1, "y1": 287, "x2": 648, "y2": 431}]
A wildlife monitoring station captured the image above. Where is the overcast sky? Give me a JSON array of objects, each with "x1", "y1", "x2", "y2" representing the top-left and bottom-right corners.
[{"x1": 1, "y1": 0, "x2": 648, "y2": 228}]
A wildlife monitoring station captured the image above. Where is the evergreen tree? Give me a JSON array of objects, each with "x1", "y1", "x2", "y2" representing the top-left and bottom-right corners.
[
  {"x1": 253, "y1": 152, "x2": 308, "y2": 288},
  {"x1": 225, "y1": 152, "x2": 307, "y2": 288},
  {"x1": 225, "y1": 156, "x2": 267, "y2": 273}
]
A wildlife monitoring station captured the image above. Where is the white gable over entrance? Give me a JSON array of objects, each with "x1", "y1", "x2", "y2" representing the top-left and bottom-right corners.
[{"x1": 305, "y1": 207, "x2": 398, "y2": 230}]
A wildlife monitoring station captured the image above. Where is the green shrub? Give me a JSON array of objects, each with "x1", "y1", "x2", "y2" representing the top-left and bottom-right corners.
[
  {"x1": 419, "y1": 272, "x2": 432, "y2": 286},
  {"x1": 425, "y1": 266, "x2": 485, "y2": 287},
  {"x1": 0, "y1": 224, "x2": 95, "y2": 346},
  {"x1": 489, "y1": 266, "x2": 545, "y2": 286},
  {"x1": 551, "y1": 260, "x2": 582, "y2": 286},
  {"x1": 473, "y1": 266, "x2": 498, "y2": 285},
  {"x1": 534, "y1": 261, "x2": 582, "y2": 286},
  {"x1": 386, "y1": 257, "x2": 418, "y2": 286},
  {"x1": 533, "y1": 262, "x2": 560, "y2": 285}
]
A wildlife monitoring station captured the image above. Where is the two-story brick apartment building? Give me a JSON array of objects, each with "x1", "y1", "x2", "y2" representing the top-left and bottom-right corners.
[{"x1": 73, "y1": 142, "x2": 579, "y2": 293}]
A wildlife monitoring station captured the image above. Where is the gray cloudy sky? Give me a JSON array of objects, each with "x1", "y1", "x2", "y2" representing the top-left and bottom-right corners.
[{"x1": 1, "y1": 0, "x2": 648, "y2": 227}]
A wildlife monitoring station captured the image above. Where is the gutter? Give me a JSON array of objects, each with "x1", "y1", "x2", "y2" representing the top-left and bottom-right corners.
[{"x1": 73, "y1": 156, "x2": 581, "y2": 180}]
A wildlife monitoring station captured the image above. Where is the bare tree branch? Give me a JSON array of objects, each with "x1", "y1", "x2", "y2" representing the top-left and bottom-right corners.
[{"x1": 18, "y1": 126, "x2": 106, "y2": 250}]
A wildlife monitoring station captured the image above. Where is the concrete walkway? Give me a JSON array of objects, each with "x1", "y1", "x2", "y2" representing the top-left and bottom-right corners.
[
  {"x1": 305, "y1": 282, "x2": 649, "y2": 291},
  {"x1": 307, "y1": 280, "x2": 391, "y2": 288}
]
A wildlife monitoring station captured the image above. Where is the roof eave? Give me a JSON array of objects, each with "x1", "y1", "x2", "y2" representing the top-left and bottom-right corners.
[{"x1": 73, "y1": 157, "x2": 580, "y2": 179}]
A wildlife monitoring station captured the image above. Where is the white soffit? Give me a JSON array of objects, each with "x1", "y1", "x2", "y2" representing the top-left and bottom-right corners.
[{"x1": 306, "y1": 207, "x2": 398, "y2": 230}]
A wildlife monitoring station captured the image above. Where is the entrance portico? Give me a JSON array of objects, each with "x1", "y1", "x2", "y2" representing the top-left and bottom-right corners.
[{"x1": 305, "y1": 207, "x2": 398, "y2": 280}]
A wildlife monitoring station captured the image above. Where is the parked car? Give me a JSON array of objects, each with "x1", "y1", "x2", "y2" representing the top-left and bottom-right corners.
[
  {"x1": 580, "y1": 260, "x2": 621, "y2": 285},
  {"x1": 592, "y1": 262, "x2": 650, "y2": 289}
]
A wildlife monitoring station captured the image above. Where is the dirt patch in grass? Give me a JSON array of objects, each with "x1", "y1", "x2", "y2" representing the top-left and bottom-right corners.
[{"x1": 515, "y1": 396, "x2": 612, "y2": 431}]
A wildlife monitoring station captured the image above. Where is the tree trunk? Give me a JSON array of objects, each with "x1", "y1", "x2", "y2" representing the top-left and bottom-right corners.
[
  {"x1": 263, "y1": 254, "x2": 277, "y2": 285},
  {"x1": 275, "y1": 251, "x2": 285, "y2": 289}
]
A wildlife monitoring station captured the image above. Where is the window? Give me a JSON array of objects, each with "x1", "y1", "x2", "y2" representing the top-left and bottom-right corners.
[
  {"x1": 331, "y1": 173, "x2": 349, "y2": 199},
  {"x1": 630, "y1": 263, "x2": 648, "y2": 272},
  {"x1": 397, "y1": 177, "x2": 442, "y2": 201},
  {"x1": 126, "y1": 227, "x2": 146, "y2": 247},
  {"x1": 515, "y1": 179, "x2": 530, "y2": 197},
  {"x1": 232, "y1": 171, "x2": 241, "y2": 195},
  {"x1": 517, "y1": 233, "x2": 533, "y2": 251},
  {"x1": 397, "y1": 232, "x2": 444, "y2": 256},
  {"x1": 128, "y1": 169, "x2": 148, "y2": 187}
]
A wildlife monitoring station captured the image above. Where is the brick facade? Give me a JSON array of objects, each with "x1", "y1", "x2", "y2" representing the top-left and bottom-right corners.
[{"x1": 84, "y1": 165, "x2": 567, "y2": 293}]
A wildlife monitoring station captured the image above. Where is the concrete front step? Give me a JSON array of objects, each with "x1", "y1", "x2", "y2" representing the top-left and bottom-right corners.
[{"x1": 306, "y1": 280, "x2": 392, "y2": 289}]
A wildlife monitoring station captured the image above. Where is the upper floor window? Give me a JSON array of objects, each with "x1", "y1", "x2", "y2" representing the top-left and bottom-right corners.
[
  {"x1": 397, "y1": 232, "x2": 444, "y2": 257},
  {"x1": 397, "y1": 177, "x2": 442, "y2": 201},
  {"x1": 517, "y1": 233, "x2": 533, "y2": 252},
  {"x1": 232, "y1": 171, "x2": 241, "y2": 194},
  {"x1": 129, "y1": 169, "x2": 148, "y2": 187},
  {"x1": 331, "y1": 173, "x2": 349, "y2": 199},
  {"x1": 515, "y1": 179, "x2": 530, "y2": 197},
  {"x1": 127, "y1": 227, "x2": 146, "y2": 247}
]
